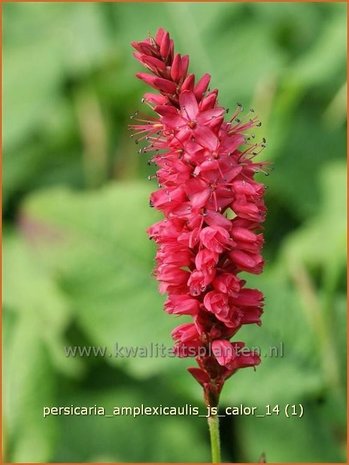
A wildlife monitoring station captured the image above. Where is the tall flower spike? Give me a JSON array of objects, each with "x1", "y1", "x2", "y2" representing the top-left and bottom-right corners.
[{"x1": 131, "y1": 29, "x2": 268, "y2": 457}]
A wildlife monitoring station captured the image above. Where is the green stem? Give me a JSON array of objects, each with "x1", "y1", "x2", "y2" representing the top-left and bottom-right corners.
[{"x1": 208, "y1": 413, "x2": 221, "y2": 463}]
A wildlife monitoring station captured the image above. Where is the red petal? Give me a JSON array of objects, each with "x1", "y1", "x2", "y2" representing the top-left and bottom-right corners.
[
  {"x1": 162, "y1": 115, "x2": 185, "y2": 129},
  {"x1": 179, "y1": 91, "x2": 199, "y2": 120},
  {"x1": 171, "y1": 53, "x2": 182, "y2": 81},
  {"x1": 131, "y1": 40, "x2": 154, "y2": 55},
  {"x1": 169, "y1": 39, "x2": 175, "y2": 61},
  {"x1": 198, "y1": 107, "x2": 225, "y2": 125},
  {"x1": 141, "y1": 55, "x2": 166, "y2": 73},
  {"x1": 160, "y1": 31, "x2": 170, "y2": 57},
  {"x1": 189, "y1": 188, "x2": 211, "y2": 209},
  {"x1": 155, "y1": 105, "x2": 178, "y2": 117},
  {"x1": 154, "y1": 78, "x2": 177, "y2": 94},
  {"x1": 181, "y1": 55, "x2": 190, "y2": 78},
  {"x1": 181, "y1": 74, "x2": 195, "y2": 91},
  {"x1": 155, "y1": 28, "x2": 166, "y2": 46},
  {"x1": 137, "y1": 73, "x2": 177, "y2": 94},
  {"x1": 143, "y1": 93, "x2": 168, "y2": 105},
  {"x1": 194, "y1": 73, "x2": 211, "y2": 100},
  {"x1": 136, "y1": 72, "x2": 157, "y2": 87},
  {"x1": 200, "y1": 90, "x2": 218, "y2": 110},
  {"x1": 212, "y1": 340, "x2": 234, "y2": 366},
  {"x1": 194, "y1": 126, "x2": 218, "y2": 151}
]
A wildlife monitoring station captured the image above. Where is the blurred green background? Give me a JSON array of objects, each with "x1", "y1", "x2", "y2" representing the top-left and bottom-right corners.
[{"x1": 3, "y1": 2, "x2": 347, "y2": 463}]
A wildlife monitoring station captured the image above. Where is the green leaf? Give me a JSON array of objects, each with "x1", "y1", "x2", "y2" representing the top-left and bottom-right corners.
[
  {"x1": 3, "y1": 232, "x2": 82, "y2": 378},
  {"x1": 21, "y1": 182, "x2": 186, "y2": 377},
  {"x1": 282, "y1": 161, "x2": 346, "y2": 272},
  {"x1": 3, "y1": 2, "x2": 112, "y2": 149},
  {"x1": 3, "y1": 311, "x2": 57, "y2": 462},
  {"x1": 287, "y1": 10, "x2": 346, "y2": 87}
]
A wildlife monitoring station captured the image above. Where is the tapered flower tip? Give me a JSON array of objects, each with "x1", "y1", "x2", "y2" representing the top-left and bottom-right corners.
[
  {"x1": 194, "y1": 73, "x2": 211, "y2": 99},
  {"x1": 143, "y1": 92, "x2": 168, "y2": 106},
  {"x1": 181, "y1": 74, "x2": 196, "y2": 92},
  {"x1": 131, "y1": 39, "x2": 153, "y2": 55},
  {"x1": 160, "y1": 31, "x2": 171, "y2": 57},
  {"x1": 136, "y1": 73, "x2": 177, "y2": 94},
  {"x1": 155, "y1": 28, "x2": 166, "y2": 46}
]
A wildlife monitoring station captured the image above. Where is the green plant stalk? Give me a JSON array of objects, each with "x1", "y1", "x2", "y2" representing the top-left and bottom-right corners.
[{"x1": 208, "y1": 413, "x2": 221, "y2": 463}]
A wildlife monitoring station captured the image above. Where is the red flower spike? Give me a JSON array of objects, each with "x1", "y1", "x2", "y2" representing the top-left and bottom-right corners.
[{"x1": 131, "y1": 29, "x2": 268, "y2": 407}]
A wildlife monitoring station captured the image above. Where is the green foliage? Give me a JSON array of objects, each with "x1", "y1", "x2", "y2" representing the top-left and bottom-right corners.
[{"x1": 3, "y1": 2, "x2": 346, "y2": 462}]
